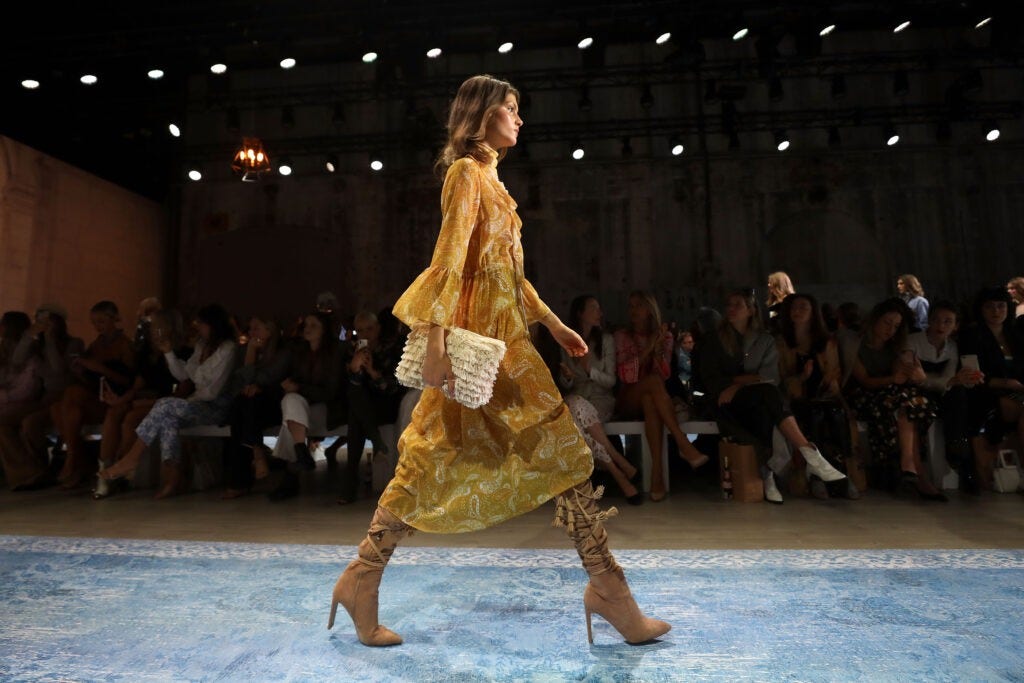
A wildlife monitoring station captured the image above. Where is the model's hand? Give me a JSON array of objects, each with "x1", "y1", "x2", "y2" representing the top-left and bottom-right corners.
[
  {"x1": 422, "y1": 349, "x2": 453, "y2": 391},
  {"x1": 552, "y1": 324, "x2": 588, "y2": 358}
]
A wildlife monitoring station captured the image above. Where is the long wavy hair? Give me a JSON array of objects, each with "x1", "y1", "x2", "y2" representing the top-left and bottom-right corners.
[
  {"x1": 898, "y1": 273, "x2": 925, "y2": 298},
  {"x1": 434, "y1": 74, "x2": 520, "y2": 177},
  {"x1": 863, "y1": 298, "x2": 909, "y2": 352},
  {"x1": 778, "y1": 293, "x2": 829, "y2": 354},
  {"x1": 568, "y1": 295, "x2": 604, "y2": 359},
  {"x1": 626, "y1": 291, "x2": 663, "y2": 363}
]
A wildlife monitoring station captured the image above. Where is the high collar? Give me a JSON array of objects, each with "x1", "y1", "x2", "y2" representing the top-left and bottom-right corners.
[{"x1": 481, "y1": 144, "x2": 499, "y2": 168}]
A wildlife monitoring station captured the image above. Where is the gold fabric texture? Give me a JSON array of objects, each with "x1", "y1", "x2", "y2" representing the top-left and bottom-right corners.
[{"x1": 381, "y1": 150, "x2": 593, "y2": 533}]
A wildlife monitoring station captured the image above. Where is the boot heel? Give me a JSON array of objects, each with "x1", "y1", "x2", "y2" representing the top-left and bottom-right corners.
[
  {"x1": 328, "y1": 599, "x2": 339, "y2": 630},
  {"x1": 585, "y1": 605, "x2": 594, "y2": 644}
]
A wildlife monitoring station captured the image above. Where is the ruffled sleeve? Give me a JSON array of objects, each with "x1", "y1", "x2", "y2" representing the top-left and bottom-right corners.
[{"x1": 392, "y1": 159, "x2": 480, "y2": 330}]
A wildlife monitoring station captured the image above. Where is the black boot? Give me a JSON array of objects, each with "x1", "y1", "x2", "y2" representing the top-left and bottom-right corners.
[{"x1": 294, "y1": 443, "x2": 316, "y2": 471}]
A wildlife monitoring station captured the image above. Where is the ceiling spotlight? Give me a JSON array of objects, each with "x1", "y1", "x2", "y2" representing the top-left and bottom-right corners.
[
  {"x1": 670, "y1": 139, "x2": 685, "y2": 156},
  {"x1": 655, "y1": 32, "x2": 672, "y2": 45},
  {"x1": 774, "y1": 130, "x2": 790, "y2": 151},
  {"x1": 21, "y1": 79, "x2": 40, "y2": 89},
  {"x1": 828, "y1": 126, "x2": 841, "y2": 147},
  {"x1": 498, "y1": 42, "x2": 514, "y2": 53},
  {"x1": 210, "y1": 63, "x2": 227, "y2": 74},
  {"x1": 893, "y1": 70, "x2": 909, "y2": 97},
  {"x1": 571, "y1": 140, "x2": 585, "y2": 160},
  {"x1": 370, "y1": 155, "x2": 384, "y2": 171},
  {"x1": 985, "y1": 123, "x2": 1001, "y2": 141},
  {"x1": 819, "y1": 24, "x2": 836, "y2": 36},
  {"x1": 168, "y1": 123, "x2": 181, "y2": 138},
  {"x1": 975, "y1": 16, "x2": 992, "y2": 29},
  {"x1": 893, "y1": 20, "x2": 911, "y2": 33},
  {"x1": 732, "y1": 27, "x2": 749, "y2": 41},
  {"x1": 426, "y1": 47, "x2": 442, "y2": 58},
  {"x1": 188, "y1": 169, "x2": 202, "y2": 181},
  {"x1": 80, "y1": 74, "x2": 98, "y2": 85},
  {"x1": 362, "y1": 52, "x2": 378, "y2": 63},
  {"x1": 280, "y1": 57, "x2": 297, "y2": 69},
  {"x1": 578, "y1": 36, "x2": 594, "y2": 49},
  {"x1": 147, "y1": 69, "x2": 164, "y2": 80},
  {"x1": 768, "y1": 76, "x2": 784, "y2": 102},
  {"x1": 325, "y1": 155, "x2": 338, "y2": 172},
  {"x1": 885, "y1": 125, "x2": 900, "y2": 146},
  {"x1": 278, "y1": 158, "x2": 293, "y2": 176}
]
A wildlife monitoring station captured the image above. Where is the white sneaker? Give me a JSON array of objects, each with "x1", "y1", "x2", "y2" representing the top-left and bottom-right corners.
[
  {"x1": 799, "y1": 444, "x2": 846, "y2": 482},
  {"x1": 763, "y1": 470, "x2": 784, "y2": 504}
]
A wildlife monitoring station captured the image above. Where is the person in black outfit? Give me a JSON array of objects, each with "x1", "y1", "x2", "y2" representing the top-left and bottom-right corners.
[
  {"x1": 336, "y1": 310, "x2": 405, "y2": 505},
  {"x1": 223, "y1": 316, "x2": 290, "y2": 499}
]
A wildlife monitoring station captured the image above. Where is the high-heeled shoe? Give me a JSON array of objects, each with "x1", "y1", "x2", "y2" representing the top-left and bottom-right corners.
[
  {"x1": 328, "y1": 506, "x2": 412, "y2": 646},
  {"x1": 799, "y1": 444, "x2": 846, "y2": 482},
  {"x1": 585, "y1": 571, "x2": 672, "y2": 644},
  {"x1": 555, "y1": 482, "x2": 670, "y2": 645},
  {"x1": 648, "y1": 490, "x2": 667, "y2": 502}
]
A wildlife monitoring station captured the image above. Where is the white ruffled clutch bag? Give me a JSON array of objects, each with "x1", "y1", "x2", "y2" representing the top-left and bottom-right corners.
[{"x1": 396, "y1": 327, "x2": 507, "y2": 409}]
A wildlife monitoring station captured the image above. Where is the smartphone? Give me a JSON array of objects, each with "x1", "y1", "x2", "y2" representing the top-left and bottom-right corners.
[
  {"x1": 356, "y1": 339, "x2": 368, "y2": 350},
  {"x1": 960, "y1": 354, "x2": 980, "y2": 371}
]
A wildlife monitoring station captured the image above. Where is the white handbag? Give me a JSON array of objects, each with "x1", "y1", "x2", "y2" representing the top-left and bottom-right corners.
[
  {"x1": 396, "y1": 327, "x2": 507, "y2": 409},
  {"x1": 993, "y1": 449, "x2": 1021, "y2": 493}
]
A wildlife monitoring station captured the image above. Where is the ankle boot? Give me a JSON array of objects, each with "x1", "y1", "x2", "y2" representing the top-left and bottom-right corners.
[
  {"x1": 799, "y1": 444, "x2": 846, "y2": 482},
  {"x1": 554, "y1": 481, "x2": 671, "y2": 644},
  {"x1": 328, "y1": 506, "x2": 412, "y2": 646},
  {"x1": 294, "y1": 442, "x2": 316, "y2": 471}
]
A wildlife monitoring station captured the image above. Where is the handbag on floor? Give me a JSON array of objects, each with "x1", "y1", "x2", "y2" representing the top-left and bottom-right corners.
[
  {"x1": 396, "y1": 327, "x2": 507, "y2": 409},
  {"x1": 993, "y1": 449, "x2": 1021, "y2": 493}
]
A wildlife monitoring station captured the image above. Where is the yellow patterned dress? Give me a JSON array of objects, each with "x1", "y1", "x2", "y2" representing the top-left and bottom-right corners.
[{"x1": 379, "y1": 149, "x2": 593, "y2": 533}]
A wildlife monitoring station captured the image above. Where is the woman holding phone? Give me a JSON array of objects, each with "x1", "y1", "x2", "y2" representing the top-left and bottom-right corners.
[{"x1": 846, "y1": 298, "x2": 941, "y2": 499}]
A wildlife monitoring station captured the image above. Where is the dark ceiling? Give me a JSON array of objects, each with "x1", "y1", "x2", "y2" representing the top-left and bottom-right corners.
[{"x1": 0, "y1": 1, "x2": 1014, "y2": 201}]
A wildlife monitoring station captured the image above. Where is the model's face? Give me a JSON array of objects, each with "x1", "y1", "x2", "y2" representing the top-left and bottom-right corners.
[
  {"x1": 580, "y1": 298, "x2": 602, "y2": 327},
  {"x1": 873, "y1": 312, "x2": 902, "y2": 342},
  {"x1": 484, "y1": 95, "x2": 522, "y2": 150},
  {"x1": 982, "y1": 301, "x2": 1008, "y2": 328},
  {"x1": 303, "y1": 316, "x2": 324, "y2": 345},
  {"x1": 789, "y1": 297, "x2": 813, "y2": 325},
  {"x1": 725, "y1": 295, "x2": 754, "y2": 325},
  {"x1": 928, "y1": 310, "x2": 958, "y2": 340}
]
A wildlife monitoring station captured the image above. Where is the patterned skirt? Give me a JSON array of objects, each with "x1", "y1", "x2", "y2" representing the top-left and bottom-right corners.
[{"x1": 846, "y1": 384, "x2": 937, "y2": 464}]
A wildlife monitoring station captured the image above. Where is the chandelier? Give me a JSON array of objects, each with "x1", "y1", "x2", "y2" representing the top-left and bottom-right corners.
[{"x1": 231, "y1": 137, "x2": 272, "y2": 182}]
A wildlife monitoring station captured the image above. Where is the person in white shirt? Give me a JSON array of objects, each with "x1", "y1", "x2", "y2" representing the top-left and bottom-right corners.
[
  {"x1": 906, "y1": 301, "x2": 984, "y2": 493},
  {"x1": 99, "y1": 304, "x2": 238, "y2": 498}
]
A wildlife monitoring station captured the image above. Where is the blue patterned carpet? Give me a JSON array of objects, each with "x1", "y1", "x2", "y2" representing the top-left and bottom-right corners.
[{"x1": 1, "y1": 536, "x2": 1023, "y2": 682}]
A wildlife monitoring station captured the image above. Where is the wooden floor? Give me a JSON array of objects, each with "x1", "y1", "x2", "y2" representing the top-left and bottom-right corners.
[{"x1": 3, "y1": 468, "x2": 1023, "y2": 550}]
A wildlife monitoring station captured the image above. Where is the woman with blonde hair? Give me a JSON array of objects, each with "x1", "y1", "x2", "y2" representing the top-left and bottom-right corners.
[
  {"x1": 614, "y1": 291, "x2": 709, "y2": 501},
  {"x1": 896, "y1": 273, "x2": 929, "y2": 331},
  {"x1": 328, "y1": 75, "x2": 669, "y2": 648},
  {"x1": 765, "y1": 271, "x2": 795, "y2": 318}
]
